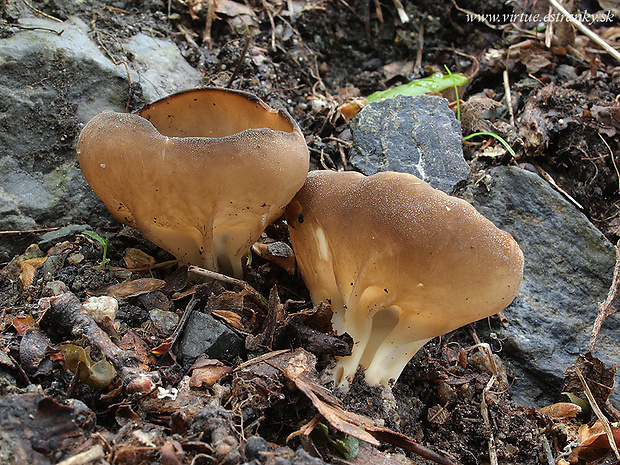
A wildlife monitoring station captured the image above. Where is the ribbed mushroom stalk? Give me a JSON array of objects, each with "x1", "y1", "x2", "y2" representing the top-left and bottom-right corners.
[
  {"x1": 77, "y1": 88, "x2": 309, "y2": 278},
  {"x1": 285, "y1": 170, "x2": 524, "y2": 388}
]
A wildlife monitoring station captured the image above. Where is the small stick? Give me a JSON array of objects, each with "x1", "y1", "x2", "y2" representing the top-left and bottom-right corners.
[
  {"x1": 414, "y1": 20, "x2": 424, "y2": 76},
  {"x1": 0, "y1": 226, "x2": 62, "y2": 235},
  {"x1": 502, "y1": 69, "x2": 515, "y2": 126},
  {"x1": 576, "y1": 366, "x2": 620, "y2": 459},
  {"x1": 532, "y1": 161, "x2": 584, "y2": 210},
  {"x1": 548, "y1": 0, "x2": 620, "y2": 63},
  {"x1": 392, "y1": 0, "x2": 409, "y2": 23},
  {"x1": 204, "y1": 0, "x2": 214, "y2": 48},
  {"x1": 600, "y1": 133, "x2": 620, "y2": 193},
  {"x1": 187, "y1": 265, "x2": 268, "y2": 308},
  {"x1": 589, "y1": 240, "x2": 620, "y2": 351},
  {"x1": 22, "y1": 0, "x2": 63, "y2": 22},
  {"x1": 56, "y1": 445, "x2": 105, "y2": 465},
  {"x1": 226, "y1": 34, "x2": 252, "y2": 88}
]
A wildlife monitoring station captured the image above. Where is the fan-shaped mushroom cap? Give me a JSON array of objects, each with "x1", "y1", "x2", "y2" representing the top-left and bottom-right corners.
[
  {"x1": 285, "y1": 170, "x2": 524, "y2": 387},
  {"x1": 77, "y1": 88, "x2": 309, "y2": 277}
]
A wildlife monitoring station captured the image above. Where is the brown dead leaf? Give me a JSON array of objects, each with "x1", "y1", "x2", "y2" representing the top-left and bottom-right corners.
[
  {"x1": 119, "y1": 331, "x2": 157, "y2": 370},
  {"x1": 91, "y1": 278, "x2": 166, "y2": 299},
  {"x1": 280, "y1": 349, "x2": 457, "y2": 465},
  {"x1": 123, "y1": 247, "x2": 155, "y2": 270},
  {"x1": 562, "y1": 353, "x2": 617, "y2": 410},
  {"x1": 338, "y1": 99, "x2": 368, "y2": 122},
  {"x1": 151, "y1": 337, "x2": 174, "y2": 355},
  {"x1": 19, "y1": 329, "x2": 53, "y2": 376},
  {"x1": 12, "y1": 314, "x2": 35, "y2": 335},
  {"x1": 245, "y1": 286, "x2": 286, "y2": 351},
  {"x1": 538, "y1": 402, "x2": 582, "y2": 420},
  {"x1": 19, "y1": 257, "x2": 46, "y2": 288},
  {"x1": 189, "y1": 361, "x2": 232, "y2": 388},
  {"x1": 251, "y1": 241, "x2": 296, "y2": 274},
  {"x1": 211, "y1": 309, "x2": 245, "y2": 330},
  {"x1": 568, "y1": 420, "x2": 620, "y2": 463}
]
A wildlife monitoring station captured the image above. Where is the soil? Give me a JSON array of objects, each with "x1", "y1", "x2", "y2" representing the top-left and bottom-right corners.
[{"x1": 1, "y1": 0, "x2": 620, "y2": 464}]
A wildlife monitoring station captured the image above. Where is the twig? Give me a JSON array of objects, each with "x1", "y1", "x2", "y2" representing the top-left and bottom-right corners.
[
  {"x1": 414, "y1": 20, "x2": 424, "y2": 76},
  {"x1": 262, "y1": 0, "x2": 277, "y2": 51},
  {"x1": 600, "y1": 133, "x2": 620, "y2": 193},
  {"x1": 21, "y1": 0, "x2": 63, "y2": 22},
  {"x1": 0, "y1": 226, "x2": 62, "y2": 235},
  {"x1": 576, "y1": 366, "x2": 620, "y2": 459},
  {"x1": 373, "y1": 0, "x2": 384, "y2": 24},
  {"x1": 93, "y1": 25, "x2": 133, "y2": 111},
  {"x1": 540, "y1": 434, "x2": 555, "y2": 465},
  {"x1": 502, "y1": 69, "x2": 515, "y2": 127},
  {"x1": 589, "y1": 240, "x2": 620, "y2": 351},
  {"x1": 204, "y1": 0, "x2": 214, "y2": 48},
  {"x1": 481, "y1": 375, "x2": 499, "y2": 465},
  {"x1": 170, "y1": 295, "x2": 199, "y2": 349},
  {"x1": 56, "y1": 445, "x2": 105, "y2": 465},
  {"x1": 548, "y1": 0, "x2": 620, "y2": 63},
  {"x1": 532, "y1": 161, "x2": 584, "y2": 210},
  {"x1": 226, "y1": 34, "x2": 252, "y2": 88},
  {"x1": 187, "y1": 265, "x2": 269, "y2": 308},
  {"x1": 11, "y1": 25, "x2": 64, "y2": 35},
  {"x1": 392, "y1": 0, "x2": 409, "y2": 23},
  {"x1": 545, "y1": 5, "x2": 554, "y2": 48}
]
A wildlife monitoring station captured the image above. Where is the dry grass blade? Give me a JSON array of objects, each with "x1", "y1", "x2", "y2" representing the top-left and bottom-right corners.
[
  {"x1": 576, "y1": 366, "x2": 620, "y2": 459},
  {"x1": 589, "y1": 241, "x2": 620, "y2": 351},
  {"x1": 548, "y1": 0, "x2": 620, "y2": 63}
]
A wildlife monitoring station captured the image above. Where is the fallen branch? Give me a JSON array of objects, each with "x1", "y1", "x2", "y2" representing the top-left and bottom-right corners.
[{"x1": 41, "y1": 292, "x2": 159, "y2": 392}]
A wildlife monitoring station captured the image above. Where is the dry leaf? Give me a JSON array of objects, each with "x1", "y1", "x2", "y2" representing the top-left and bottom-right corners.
[
  {"x1": 91, "y1": 278, "x2": 166, "y2": 299},
  {"x1": 123, "y1": 247, "x2": 156, "y2": 269},
  {"x1": 537, "y1": 402, "x2": 582, "y2": 420}
]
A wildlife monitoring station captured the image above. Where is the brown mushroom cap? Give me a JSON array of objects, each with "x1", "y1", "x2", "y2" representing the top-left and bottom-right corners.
[
  {"x1": 285, "y1": 170, "x2": 524, "y2": 387},
  {"x1": 77, "y1": 88, "x2": 309, "y2": 277}
]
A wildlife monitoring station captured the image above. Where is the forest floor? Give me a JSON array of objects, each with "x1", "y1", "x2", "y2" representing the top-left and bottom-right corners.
[{"x1": 2, "y1": 0, "x2": 620, "y2": 464}]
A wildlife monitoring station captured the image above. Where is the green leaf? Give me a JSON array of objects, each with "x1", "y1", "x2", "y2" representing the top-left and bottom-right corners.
[
  {"x1": 366, "y1": 72, "x2": 468, "y2": 102},
  {"x1": 315, "y1": 423, "x2": 360, "y2": 459},
  {"x1": 463, "y1": 131, "x2": 516, "y2": 157},
  {"x1": 83, "y1": 230, "x2": 110, "y2": 268},
  {"x1": 560, "y1": 391, "x2": 591, "y2": 417}
]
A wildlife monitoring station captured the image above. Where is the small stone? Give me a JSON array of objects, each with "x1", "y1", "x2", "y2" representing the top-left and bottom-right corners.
[
  {"x1": 66, "y1": 252, "x2": 85, "y2": 265},
  {"x1": 244, "y1": 436, "x2": 269, "y2": 461},
  {"x1": 42, "y1": 280, "x2": 69, "y2": 297},
  {"x1": 82, "y1": 296, "x2": 119, "y2": 324},
  {"x1": 177, "y1": 311, "x2": 244, "y2": 370},
  {"x1": 149, "y1": 309, "x2": 180, "y2": 335},
  {"x1": 38, "y1": 225, "x2": 91, "y2": 252},
  {"x1": 348, "y1": 94, "x2": 470, "y2": 193}
]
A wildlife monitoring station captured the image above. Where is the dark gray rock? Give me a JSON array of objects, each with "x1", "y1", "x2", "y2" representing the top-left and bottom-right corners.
[
  {"x1": 0, "y1": 15, "x2": 203, "y2": 261},
  {"x1": 38, "y1": 224, "x2": 91, "y2": 252},
  {"x1": 177, "y1": 311, "x2": 244, "y2": 369},
  {"x1": 472, "y1": 166, "x2": 617, "y2": 408},
  {"x1": 349, "y1": 94, "x2": 470, "y2": 193},
  {"x1": 244, "y1": 436, "x2": 270, "y2": 462}
]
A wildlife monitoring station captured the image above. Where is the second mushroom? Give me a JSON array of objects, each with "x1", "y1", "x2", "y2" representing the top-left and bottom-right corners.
[{"x1": 285, "y1": 170, "x2": 524, "y2": 388}]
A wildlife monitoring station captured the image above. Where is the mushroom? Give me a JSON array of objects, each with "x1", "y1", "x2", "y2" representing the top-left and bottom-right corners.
[
  {"x1": 285, "y1": 170, "x2": 524, "y2": 387},
  {"x1": 77, "y1": 88, "x2": 309, "y2": 278}
]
